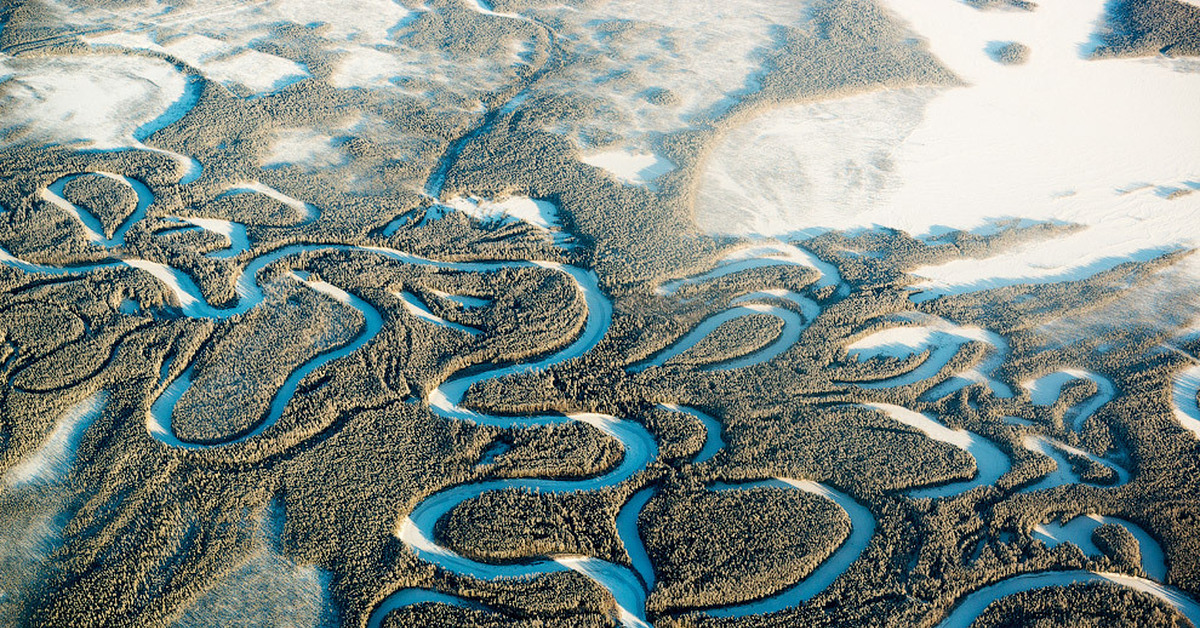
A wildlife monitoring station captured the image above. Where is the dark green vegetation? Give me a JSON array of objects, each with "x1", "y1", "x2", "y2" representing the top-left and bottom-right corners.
[
  {"x1": 965, "y1": 0, "x2": 1038, "y2": 11},
  {"x1": 1093, "y1": 523, "x2": 1142, "y2": 570},
  {"x1": 439, "y1": 489, "x2": 624, "y2": 565},
  {"x1": 59, "y1": 174, "x2": 139, "y2": 238},
  {"x1": 970, "y1": 583, "x2": 1187, "y2": 627},
  {"x1": 0, "y1": 0, "x2": 1197, "y2": 627},
  {"x1": 664, "y1": 314, "x2": 785, "y2": 369},
  {"x1": 172, "y1": 280, "x2": 362, "y2": 444},
  {"x1": 1093, "y1": 0, "x2": 1200, "y2": 58},
  {"x1": 640, "y1": 481, "x2": 850, "y2": 613},
  {"x1": 991, "y1": 42, "x2": 1031, "y2": 65},
  {"x1": 381, "y1": 601, "x2": 610, "y2": 628}
]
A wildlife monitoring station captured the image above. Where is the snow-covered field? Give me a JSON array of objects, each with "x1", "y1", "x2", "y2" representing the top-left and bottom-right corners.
[
  {"x1": 581, "y1": 150, "x2": 676, "y2": 189},
  {"x1": 87, "y1": 31, "x2": 307, "y2": 96},
  {"x1": 3, "y1": 0, "x2": 1199, "y2": 626},
  {"x1": 69, "y1": 0, "x2": 515, "y2": 105},
  {"x1": 532, "y1": 0, "x2": 817, "y2": 159},
  {"x1": 696, "y1": 0, "x2": 1200, "y2": 308},
  {"x1": 174, "y1": 501, "x2": 336, "y2": 628},
  {"x1": 0, "y1": 54, "x2": 189, "y2": 148},
  {"x1": 4, "y1": 393, "x2": 106, "y2": 488}
]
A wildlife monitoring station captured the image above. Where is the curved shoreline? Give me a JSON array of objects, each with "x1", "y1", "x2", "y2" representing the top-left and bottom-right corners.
[
  {"x1": 1033, "y1": 514, "x2": 1165, "y2": 581},
  {"x1": 861, "y1": 403, "x2": 1010, "y2": 500},
  {"x1": 1024, "y1": 369, "x2": 1116, "y2": 432},
  {"x1": 629, "y1": 290, "x2": 819, "y2": 373},
  {"x1": 700, "y1": 479, "x2": 875, "y2": 618},
  {"x1": 844, "y1": 318, "x2": 1014, "y2": 400},
  {"x1": 41, "y1": 173, "x2": 155, "y2": 247},
  {"x1": 5, "y1": 166, "x2": 872, "y2": 626},
  {"x1": 146, "y1": 276, "x2": 383, "y2": 449},
  {"x1": 932, "y1": 571, "x2": 1200, "y2": 628},
  {"x1": 1172, "y1": 363, "x2": 1200, "y2": 439}
]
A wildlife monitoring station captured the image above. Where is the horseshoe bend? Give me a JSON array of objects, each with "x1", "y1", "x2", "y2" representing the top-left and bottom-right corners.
[{"x1": 0, "y1": 0, "x2": 1198, "y2": 626}]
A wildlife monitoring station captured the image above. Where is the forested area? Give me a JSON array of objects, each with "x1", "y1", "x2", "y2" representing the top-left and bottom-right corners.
[{"x1": 0, "y1": 0, "x2": 1197, "y2": 626}]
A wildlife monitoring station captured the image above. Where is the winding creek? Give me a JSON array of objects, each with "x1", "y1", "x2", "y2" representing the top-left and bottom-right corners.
[
  {"x1": 844, "y1": 317, "x2": 1015, "y2": 400},
  {"x1": 42, "y1": 173, "x2": 155, "y2": 247},
  {"x1": 9, "y1": 166, "x2": 882, "y2": 627},
  {"x1": 933, "y1": 571, "x2": 1200, "y2": 628},
  {"x1": 861, "y1": 403, "x2": 1009, "y2": 500},
  {"x1": 629, "y1": 290, "x2": 819, "y2": 373},
  {"x1": 9, "y1": 162, "x2": 1200, "y2": 624},
  {"x1": 6, "y1": 157, "x2": 1200, "y2": 628},
  {"x1": 1172, "y1": 362, "x2": 1200, "y2": 439},
  {"x1": 1033, "y1": 514, "x2": 1165, "y2": 581},
  {"x1": 1025, "y1": 369, "x2": 1116, "y2": 432},
  {"x1": 699, "y1": 479, "x2": 875, "y2": 619}
]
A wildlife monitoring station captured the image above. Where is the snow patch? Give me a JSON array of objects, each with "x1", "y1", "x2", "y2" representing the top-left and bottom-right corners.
[
  {"x1": 174, "y1": 500, "x2": 337, "y2": 628},
  {"x1": 169, "y1": 216, "x2": 250, "y2": 259},
  {"x1": 266, "y1": 0, "x2": 413, "y2": 44},
  {"x1": 264, "y1": 129, "x2": 348, "y2": 171},
  {"x1": 538, "y1": 0, "x2": 817, "y2": 149},
  {"x1": 202, "y1": 49, "x2": 308, "y2": 95},
  {"x1": 0, "y1": 54, "x2": 189, "y2": 149},
  {"x1": 430, "y1": 289, "x2": 490, "y2": 309},
  {"x1": 695, "y1": 0, "x2": 1200, "y2": 304},
  {"x1": 395, "y1": 291, "x2": 481, "y2": 336},
  {"x1": 581, "y1": 149, "x2": 676, "y2": 188},
  {"x1": 223, "y1": 182, "x2": 319, "y2": 222},
  {"x1": 443, "y1": 196, "x2": 574, "y2": 248},
  {"x1": 1172, "y1": 363, "x2": 1200, "y2": 439},
  {"x1": 5, "y1": 392, "x2": 107, "y2": 487},
  {"x1": 845, "y1": 316, "x2": 1014, "y2": 398}
]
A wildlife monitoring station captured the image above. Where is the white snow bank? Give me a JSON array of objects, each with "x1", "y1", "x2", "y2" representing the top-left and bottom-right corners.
[
  {"x1": 395, "y1": 291, "x2": 481, "y2": 336},
  {"x1": 1023, "y1": 369, "x2": 1115, "y2": 431},
  {"x1": 170, "y1": 216, "x2": 250, "y2": 259},
  {"x1": 430, "y1": 289, "x2": 490, "y2": 309},
  {"x1": 224, "y1": 182, "x2": 320, "y2": 222},
  {"x1": 444, "y1": 196, "x2": 562, "y2": 233},
  {"x1": 847, "y1": 324, "x2": 949, "y2": 360},
  {"x1": 444, "y1": 196, "x2": 574, "y2": 248},
  {"x1": 1020, "y1": 434, "x2": 1130, "y2": 493},
  {"x1": 1172, "y1": 363, "x2": 1200, "y2": 439},
  {"x1": 657, "y1": 240, "x2": 842, "y2": 296},
  {"x1": 695, "y1": 0, "x2": 1200, "y2": 303},
  {"x1": 581, "y1": 150, "x2": 676, "y2": 188},
  {"x1": 845, "y1": 316, "x2": 1014, "y2": 398}
]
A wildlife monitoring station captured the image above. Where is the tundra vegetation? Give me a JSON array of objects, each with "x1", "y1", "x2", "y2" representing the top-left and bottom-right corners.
[
  {"x1": 1091, "y1": 0, "x2": 1200, "y2": 58},
  {"x1": 965, "y1": 0, "x2": 1039, "y2": 10},
  {"x1": 0, "y1": 0, "x2": 1197, "y2": 628},
  {"x1": 990, "y1": 42, "x2": 1032, "y2": 65}
]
